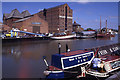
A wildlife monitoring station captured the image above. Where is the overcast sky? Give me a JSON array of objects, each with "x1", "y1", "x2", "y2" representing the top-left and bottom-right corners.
[{"x1": 1, "y1": 1, "x2": 120, "y2": 30}]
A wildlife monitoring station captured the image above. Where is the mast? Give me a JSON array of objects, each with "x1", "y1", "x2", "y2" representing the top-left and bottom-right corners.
[
  {"x1": 100, "y1": 16, "x2": 101, "y2": 33},
  {"x1": 106, "y1": 19, "x2": 107, "y2": 34}
]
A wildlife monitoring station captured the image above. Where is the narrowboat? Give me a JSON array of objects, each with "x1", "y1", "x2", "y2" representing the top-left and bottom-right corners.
[
  {"x1": 43, "y1": 43, "x2": 120, "y2": 79},
  {"x1": 43, "y1": 50, "x2": 95, "y2": 78},
  {"x1": 86, "y1": 44, "x2": 120, "y2": 77}
]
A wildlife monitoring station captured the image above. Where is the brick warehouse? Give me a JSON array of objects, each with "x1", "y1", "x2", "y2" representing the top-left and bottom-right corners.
[
  {"x1": 12, "y1": 14, "x2": 48, "y2": 33},
  {"x1": 3, "y1": 3, "x2": 73, "y2": 34},
  {"x1": 36, "y1": 3, "x2": 73, "y2": 33},
  {"x1": 3, "y1": 9, "x2": 48, "y2": 34}
]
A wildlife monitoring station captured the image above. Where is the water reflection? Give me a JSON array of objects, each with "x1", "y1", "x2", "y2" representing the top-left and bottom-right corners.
[{"x1": 2, "y1": 35, "x2": 118, "y2": 78}]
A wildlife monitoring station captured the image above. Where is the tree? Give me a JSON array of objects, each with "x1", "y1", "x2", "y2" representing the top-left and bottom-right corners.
[{"x1": 84, "y1": 28, "x2": 93, "y2": 31}]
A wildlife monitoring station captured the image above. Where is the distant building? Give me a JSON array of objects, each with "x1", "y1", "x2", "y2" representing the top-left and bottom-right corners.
[
  {"x1": 118, "y1": 25, "x2": 120, "y2": 43},
  {"x1": 36, "y1": 3, "x2": 73, "y2": 33},
  {"x1": 119, "y1": 25, "x2": 120, "y2": 34},
  {"x1": 3, "y1": 9, "x2": 48, "y2": 33},
  {"x1": 73, "y1": 21, "x2": 83, "y2": 32},
  {"x1": 3, "y1": 9, "x2": 31, "y2": 27}
]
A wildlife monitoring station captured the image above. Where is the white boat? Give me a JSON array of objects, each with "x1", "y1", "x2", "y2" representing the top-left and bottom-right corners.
[
  {"x1": 50, "y1": 34, "x2": 76, "y2": 40},
  {"x1": 79, "y1": 31, "x2": 96, "y2": 39}
]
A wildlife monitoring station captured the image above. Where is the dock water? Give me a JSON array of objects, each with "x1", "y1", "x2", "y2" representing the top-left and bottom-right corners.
[{"x1": 2, "y1": 34, "x2": 119, "y2": 78}]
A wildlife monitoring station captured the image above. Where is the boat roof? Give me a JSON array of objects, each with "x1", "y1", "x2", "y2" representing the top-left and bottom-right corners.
[
  {"x1": 61, "y1": 50, "x2": 90, "y2": 56},
  {"x1": 101, "y1": 54, "x2": 120, "y2": 62},
  {"x1": 82, "y1": 31, "x2": 95, "y2": 34}
]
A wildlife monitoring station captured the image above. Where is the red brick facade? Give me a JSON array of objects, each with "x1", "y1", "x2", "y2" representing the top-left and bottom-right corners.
[
  {"x1": 0, "y1": 22, "x2": 11, "y2": 32},
  {"x1": 12, "y1": 14, "x2": 48, "y2": 33},
  {"x1": 3, "y1": 4, "x2": 73, "y2": 34},
  {"x1": 119, "y1": 25, "x2": 120, "y2": 34},
  {"x1": 3, "y1": 17, "x2": 21, "y2": 28},
  {"x1": 37, "y1": 4, "x2": 73, "y2": 33}
]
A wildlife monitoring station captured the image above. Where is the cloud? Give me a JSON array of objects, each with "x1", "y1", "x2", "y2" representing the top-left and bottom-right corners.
[{"x1": 38, "y1": 9, "x2": 43, "y2": 12}]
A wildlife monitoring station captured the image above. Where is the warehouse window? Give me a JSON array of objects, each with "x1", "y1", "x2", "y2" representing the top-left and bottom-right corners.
[
  {"x1": 69, "y1": 11, "x2": 71, "y2": 13},
  {"x1": 12, "y1": 26, "x2": 15, "y2": 28}
]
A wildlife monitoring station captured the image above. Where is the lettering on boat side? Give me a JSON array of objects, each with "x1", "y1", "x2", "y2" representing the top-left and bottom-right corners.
[
  {"x1": 69, "y1": 58, "x2": 74, "y2": 61},
  {"x1": 61, "y1": 52, "x2": 94, "y2": 69},
  {"x1": 110, "y1": 60, "x2": 120, "y2": 69},
  {"x1": 112, "y1": 47, "x2": 119, "y2": 52},
  {"x1": 98, "y1": 50, "x2": 108, "y2": 56},
  {"x1": 109, "y1": 48, "x2": 113, "y2": 52},
  {"x1": 98, "y1": 46, "x2": 119, "y2": 56}
]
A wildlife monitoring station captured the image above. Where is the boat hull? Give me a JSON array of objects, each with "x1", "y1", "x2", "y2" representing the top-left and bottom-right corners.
[
  {"x1": 50, "y1": 34, "x2": 76, "y2": 40},
  {"x1": 79, "y1": 36, "x2": 95, "y2": 39},
  {"x1": 43, "y1": 43, "x2": 120, "y2": 79},
  {"x1": 86, "y1": 69, "x2": 109, "y2": 77},
  {"x1": 44, "y1": 70, "x2": 64, "y2": 78}
]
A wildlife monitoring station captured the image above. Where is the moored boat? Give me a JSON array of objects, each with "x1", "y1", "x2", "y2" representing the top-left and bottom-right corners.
[
  {"x1": 78, "y1": 31, "x2": 96, "y2": 39},
  {"x1": 97, "y1": 33, "x2": 115, "y2": 38},
  {"x1": 50, "y1": 33, "x2": 76, "y2": 40},
  {"x1": 86, "y1": 44, "x2": 120, "y2": 77},
  {"x1": 43, "y1": 43, "x2": 120, "y2": 79},
  {"x1": 43, "y1": 49, "x2": 95, "y2": 78}
]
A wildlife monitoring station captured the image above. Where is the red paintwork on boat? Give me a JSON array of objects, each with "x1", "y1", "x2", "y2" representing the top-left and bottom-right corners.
[
  {"x1": 101, "y1": 54, "x2": 120, "y2": 62},
  {"x1": 97, "y1": 33, "x2": 115, "y2": 38},
  {"x1": 48, "y1": 66, "x2": 62, "y2": 71},
  {"x1": 61, "y1": 50, "x2": 89, "y2": 56}
]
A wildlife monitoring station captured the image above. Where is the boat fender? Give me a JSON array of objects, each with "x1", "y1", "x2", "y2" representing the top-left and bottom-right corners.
[
  {"x1": 43, "y1": 71, "x2": 50, "y2": 76},
  {"x1": 77, "y1": 67, "x2": 86, "y2": 78}
]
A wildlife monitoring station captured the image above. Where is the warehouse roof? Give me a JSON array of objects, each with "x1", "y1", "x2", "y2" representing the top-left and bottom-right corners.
[
  {"x1": 4, "y1": 9, "x2": 31, "y2": 19},
  {"x1": 73, "y1": 21, "x2": 81, "y2": 26},
  {"x1": 14, "y1": 17, "x2": 31, "y2": 23}
]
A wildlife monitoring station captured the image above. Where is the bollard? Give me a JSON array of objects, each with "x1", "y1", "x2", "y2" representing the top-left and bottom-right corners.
[
  {"x1": 66, "y1": 44, "x2": 68, "y2": 52},
  {"x1": 58, "y1": 43, "x2": 61, "y2": 54}
]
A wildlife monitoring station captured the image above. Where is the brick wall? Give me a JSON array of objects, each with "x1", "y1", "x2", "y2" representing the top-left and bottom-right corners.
[
  {"x1": 12, "y1": 14, "x2": 48, "y2": 33},
  {"x1": 119, "y1": 26, "x2": 120, "y2": 34},
  {"x1": 3, "y1": 3, "x2": 73, "y2": 34},
  {"x1": 118, "y1": 26, "x2": 120, "y2": 43},
  {"x1": 4, "y1": 18, "x2": 21, "y2": 28},
  {"x1": 37, "y1": 4, "x2": 73, "y2": 33}
]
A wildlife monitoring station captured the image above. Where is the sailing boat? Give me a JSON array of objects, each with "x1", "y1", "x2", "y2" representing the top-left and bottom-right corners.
[
  {"x1": 97, "y1": 17, "x2": 114, "y2": 38},
  {"x1": 50, "y1": 28, "x2": 76, "y2": 40}
]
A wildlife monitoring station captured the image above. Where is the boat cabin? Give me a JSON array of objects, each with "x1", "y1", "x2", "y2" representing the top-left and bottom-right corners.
[
  {"x1": 86, "y1": 44, "x2": 120, "y2": 77},
  {"x1": 51, "y1": 50, "x2": 94, "y2": 70}
]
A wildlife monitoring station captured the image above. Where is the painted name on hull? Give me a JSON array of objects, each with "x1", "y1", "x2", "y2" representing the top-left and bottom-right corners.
[{"x1": 61, "y1": 52, "x2": 94, "y2": 69}]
